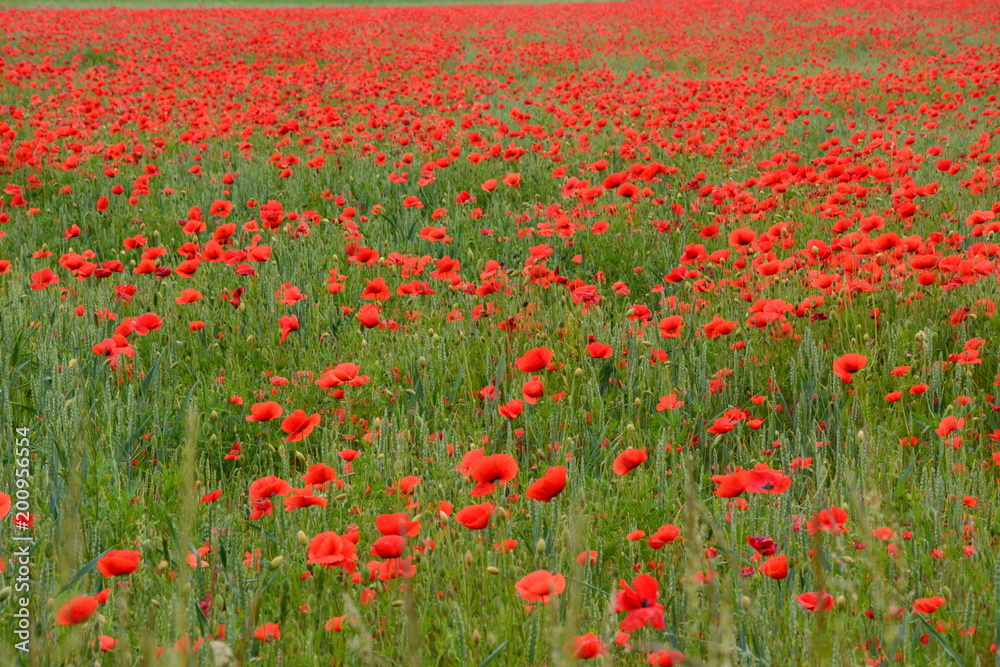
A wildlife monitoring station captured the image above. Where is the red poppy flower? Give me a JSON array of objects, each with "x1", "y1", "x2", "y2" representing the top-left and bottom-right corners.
[
  {"x1": 647, "y1": 650, "x2": 686, "y2": 666},
  {"x1": 56, "y1": 596, "x2": 99, "y2": 626},
  {"x1": 913, "y1": 596, "x2": 946, "y2": 614},
  {"x1": 498, "y1": 399, "x2": 523, "y2": 419},
  {"x1": 647, "y1": 525, "x2": 680, "y2": 549},
  {"x1": 249, "y1": 475, "x2": 292, "y2": 501},
  {"x1": 455, "y1": 502, "x2": 493, "y2": 530},
  {"x1": 307, "y1": 532, "x2": 358, "y2": 572},
  {"x1": 515, "y1": 570, "x2": 565, "y2": 604},
  {"x1": 516, "y1": 347, "x2": 553, "y2": 372},
  {"x1": 586, "y1": 342, "x2": 613, "y2": 358},
  {"x1": 375, "y1": 512, "x2": 420, "y2": 537},
  {"x1": 613, "y1": 448, "x2": 647, "y2": 475},
  {"x1": 832, "y1": 354, "x2": 867, "y2": 383},
  {"x1": 566, "y1": 632, "x2": 608, "y2": 659},
  {"x1": 758, "y1": 555, "x2": 788, "y2": 580},
  {"x1": 280, "y1": 410, "x2": 321, "y2": 442},
  {"x1": 253, "y1": 623, "x2": 281, "y2": 642},
  {"x1": 807, "y1": 507, "x2": 849, "y2": 535},
  {"x1": 469, "y1": 453, "x2": 519, "y2": 496},
  {"x1": 302, "y1": 463, "x2": 337, "y2": 488},
  {"x1": 525, "y1": 465, "x2": 567, "y2": 502},
  {"x1": 657, "y1": 315, "x2": 684, "y2": 338},
  {"x1": 246, "y1": 401, "x2": 283, "y2": 422},
  {"x1": 97, "y1": 550, "x2": 142, "y2": 577},
  {"x1": 796, "y1": 590, "x2": 835, "y2": 612},
  {"x1": 615, "y1": 574, "x2": 665, "y2": 631}
]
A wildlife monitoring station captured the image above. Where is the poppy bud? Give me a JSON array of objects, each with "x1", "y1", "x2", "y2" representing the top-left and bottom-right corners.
[
  {"x1": 361, "y1": 339, "x2": 368, "y2": 347},
  {"x1": 335, "y1": 493, "x2": 347, "y2": 501},
  {"x1": 46, "y1": 598, "x2": 55, "y2": 611},
  {"x1": 574, "y1": 368, "x2": 584, "y2": 377},
  {"x1": 836, "y1": 595, "x2": 846, "y2": 607},
  {"x1": 151, "y1": 599, "x2": 161, "y2": 608},
  {"x1": 246, "y1": 335, "x2": 254, "y2": 343},
  {"x1": 209, "y1": 434, "x2": 217, "y2": 444},
  {"x1": 472, "y1": 630, "x2": 482, "y2": 644},
  {"x1": 269, "y1": 556, "x2": 284, "y2": 570},
  {"x1": 634, "y1": 398, "x2": 642, "y2": 408},
  {"x1": 418, "y1": 356, "x2": 428, "y2": 368},
  {"x1": 640, "y1": 339, "x2": 653, "y2": 347},
  {"x1": 68, "y1": 358, "x2": 78, "y2": 368},
  {"x1": 238, "y1": 302, "x2": 246, "y2": 312},
  {"x1": 391, "y1": 599, "x2": 405, "y2": 608},
  {"x1": 486, "y1": 566, "x2": 500, "y2": 575},
  {"x1": 535, "y1": 538, "x2": 546, "y2": 554},
  {"x1": 295, "y1": 451, "x2": 306, "y2": 463},
  {"x1": 297, "y1": 531, "x2": 309, "y2": 546},
  {"x1": 465, "y1": 551, "x2": 474, "y2": 567},
  {"x1": 857, "y1": 431, "x2": 865, "y2": 441},
  {"x1": 95, "y1": 613, "x2": 107, "y2": 624},
  {"x1": 0, "y1": 587, "x2": 11, "y2": 602},
  {"x1": 942, "y1": 586, "x2": 952, "y2": 601},
  {"x1": 625, "y1": 423, "x2": 635, "y2": 433},
  {"x1": 267, "y1": 444, "x2": 277, "y2": 453},
  {"x1": 44, "y1": 542, "x2": 55, "y2": 558},
  {"x1": 278, "y1": 445, "x2": 287, "y2": 458},
  {"x1": 157, "y1": 560, "x2": 169, "y2": 572},
  {"x1": 740, "y1": 596, "x2": 752, "y2": 611}
]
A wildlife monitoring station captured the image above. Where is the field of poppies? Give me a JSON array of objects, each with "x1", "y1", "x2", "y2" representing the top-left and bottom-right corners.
[{"x1": 2, "y1": 0, "x2": 1000, "y2": 664}]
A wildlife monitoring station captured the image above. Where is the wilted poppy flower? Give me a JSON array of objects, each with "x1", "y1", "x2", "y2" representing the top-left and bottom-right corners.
[
  {"x1": 455, "y1": 502, "x2": 493, "y2": 530},
  {"x1": 97, "y1": 550, "x2": 142, "y2": 577},
  {"x1": 525, "y1": 465, "x2": 567, "y2": 502},
  {"x1": 281, "y1": 410, "x2": 321, "y2": 442},
  {"x1": 56, "y1": 596, "x2": 99, "y2": 625},
  {"x1": 515, "y1": 570, "x2": 565, "y2": 604},
  {"x1": 516, "y1": 347, "x2": 553, "y2": 372},
  {"x1": 832, "y1": 354, "x2": 867, "y2": 383}
]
